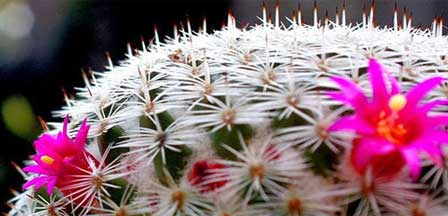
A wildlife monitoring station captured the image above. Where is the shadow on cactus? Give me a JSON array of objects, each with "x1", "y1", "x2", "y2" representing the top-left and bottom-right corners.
[{"x1": 6, "y1": 2, "x2": 448, "y2": 216}]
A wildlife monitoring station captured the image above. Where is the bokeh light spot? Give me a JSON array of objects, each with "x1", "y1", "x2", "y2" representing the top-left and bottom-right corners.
[{"x1": 1, "y1": 95, "x2": 38, "y2": 140}]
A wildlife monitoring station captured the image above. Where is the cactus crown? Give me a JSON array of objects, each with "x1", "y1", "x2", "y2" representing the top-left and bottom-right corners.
[{"x1": 7, "y1": 3, "x2": 448, "y2": 216}]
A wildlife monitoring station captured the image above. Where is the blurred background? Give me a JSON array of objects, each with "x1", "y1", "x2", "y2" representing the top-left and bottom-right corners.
[{"x1": 0, "y1": 0, "x2": 446, "y2": 212}]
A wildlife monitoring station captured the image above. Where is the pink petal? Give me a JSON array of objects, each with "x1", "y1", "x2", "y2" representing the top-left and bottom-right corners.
[
  {"x1": 63, "y1": 115, "x2": 69, "y2": 134},
  {"x1": 55, "y1": 132, "x2": 78, "y2": 156},
  {"x1": 386, "y1": 71, "x2": 400, "y2": 95},
  {"x1": 23, "y1": 165, "x2": 47, "y2": 175},
  {"x1": 46, "y1": 178, "x2": 57, "y2": 195},
  {"x1": 419, "y1": 99, "x2": 448, "y2": 113},
  {"x1": 407, "y1": 135, "x2": 443, "y2": 165},
  {"x1": 406, "y1": 77, "x2": 444, "y2": 108},
  {"x1": 423, "y1": 144, "x2": 443, "y2": 166},
  {"x1": 74, "y1": 119, "x2": 90, "y2": 147},
  {"x1": 327, "y1": 92, "x2": 350, "y2": 103},
  {"x1": 417, "y1": 130, "x2": 448, "y2": 147},
  {"x1": 426, "y1": 115, "x2": 448, "y2": 127},
  {"x1": 34, "y1": 134, "x2": 57, "y2": 153},
  {"x1": 329, "y1": 115, "x2": 375, "y2": 134},
  {"x1": 401, "y1": 148, "x2": 421, "y2": 181},
  {"x1": 352, "y1": 138, "x2": 396, "y2": 172},
  {"x1": 328, "y1": 76, "x2": 368, "y2": 109},
  {"x1": 23, "y1": 176, "x2": 48, "y2": 190},
  {"x1": 56, "y1": 132, "x2": 71, "y2": 146},
  {"x1": 368, "y1": 59, "x2": 389, "y2": 105}
]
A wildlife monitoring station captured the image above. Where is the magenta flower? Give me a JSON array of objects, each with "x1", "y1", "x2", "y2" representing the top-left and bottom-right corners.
[
  {"x1": 23, "y1": 117, "x2": 92, "y2": 195},
  {"x1": 329, "y1": 59, "x2": 448, "y2": 179}
]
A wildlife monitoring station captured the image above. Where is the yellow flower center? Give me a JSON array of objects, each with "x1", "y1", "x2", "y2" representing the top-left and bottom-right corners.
[
  {"x1": 41, "y1": 155, "x2": 55, "y2": 165},
  {"x1": 376, "y1": 111, "x2": 408, "y2": 145},
  {"x1": 388, "y1": 94, "x2": 407, "y2": 112},
  {"x1": 375, "y1": 94, "x2": 409, "y2": 144}
]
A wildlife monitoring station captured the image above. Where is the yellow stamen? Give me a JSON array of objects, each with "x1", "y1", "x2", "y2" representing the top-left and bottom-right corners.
[
  {"x1": 41, "y1": 155, "x2": 55, "y2": 165},
  {"x1": 376, "y1": 113, "x2": 408, "y2": 145},
  {"x1": 388, "y1": 94, "x2": 407, "y2": 111}
]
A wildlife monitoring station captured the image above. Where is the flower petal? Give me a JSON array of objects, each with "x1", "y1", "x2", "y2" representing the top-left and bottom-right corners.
[
  {"x1": 34, "y1": 134, "x2": 58, "y2": 153},
  {"x1": 369, "y1": 148, "x2": 406, "y2": 179},
  {"x1": 426, "y1": 115, "x2": 448, "y2": 128},
  {"x1": 350, "y1": 137, "x2": 395, "y2": 174},
  {"x1": 416, "y1": 130, "x2": 448, "y2": 148},
  {"x1": 46, "y1": 178, "x2": 57, "y2": 195},
  {"x1": 74, "y1": 118, "x2": 90, "y2": 147},
  {"x1": 386, "y1": 71, "x2": 400, "y2": 95},
  {"x1": 329, "y1": 115, "x2": 375, "y2": 134},
  {"x1": 23, "y1": 176, "x2": 48, "y2": 190},
  {"x1": 368, "y1": 59, "x2": 389, "y2": 105},
  {"x1": 23, "y1": 165, "x2": 47, "y2": 175},
  {"x1": 423, "y1": 144, "x2": 443, "y2": 166},
  {"x1": 328, "y1": 76, "x2": 368, "y2": 109},
  {"x1": 63, "y1": 115, "x2": 69, "y2": 134},
  {"x1": 401, "y1": 148, "x2": 421, "y2": 181},
  {"x1": 406, "y1": 77, "x2": 445, "y2": 108},
  {"x1": 418, "y1": 99, "x2": 448, "y2": 113}
]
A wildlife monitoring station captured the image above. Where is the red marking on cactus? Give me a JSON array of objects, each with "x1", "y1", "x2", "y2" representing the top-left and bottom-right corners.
[
  {"x1": 187, "y1": 160, "x2": 227, "y2": 193},
  {"x1": 329, "y1": 59, "x2": 448, "y2": 180},
  {"x1": 265, "y1": 145, "x2": 281, "y2": 161}
]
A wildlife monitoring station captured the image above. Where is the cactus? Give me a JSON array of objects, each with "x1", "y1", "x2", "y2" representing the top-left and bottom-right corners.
[{"x1": 7, "y1": 3, "x2": 448, "y2": 216}]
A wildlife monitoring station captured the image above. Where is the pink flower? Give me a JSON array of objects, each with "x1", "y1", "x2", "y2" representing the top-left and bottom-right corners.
[
  {"x1": 329, "y1": 59, "x2": 448, "y2": 179},
  {"x1": 23, "y1": 116, "x2": 95, "y2": 195}
]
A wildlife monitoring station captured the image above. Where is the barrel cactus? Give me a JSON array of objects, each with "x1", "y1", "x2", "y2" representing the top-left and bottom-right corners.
[{"x1": 7, "y1": 3, "x2": 448, "y2": 216}]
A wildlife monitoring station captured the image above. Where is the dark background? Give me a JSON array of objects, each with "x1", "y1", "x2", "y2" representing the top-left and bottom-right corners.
[{"x1": 0, "y1": 0, "x2": 446, "y2": 213}]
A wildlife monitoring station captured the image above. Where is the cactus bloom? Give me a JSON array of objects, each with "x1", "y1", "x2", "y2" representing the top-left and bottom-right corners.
[
  {"x1": 329, "y1": 59, "x2": 448, "y2": 179},
  {"x1": 22, "y1": 117, "x2": 95, "y2": 195}
]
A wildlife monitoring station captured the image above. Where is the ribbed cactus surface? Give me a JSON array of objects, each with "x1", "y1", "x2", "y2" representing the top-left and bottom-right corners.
[{"x1": 7, "y1": 4, "x2": 448, "y2": 216}]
